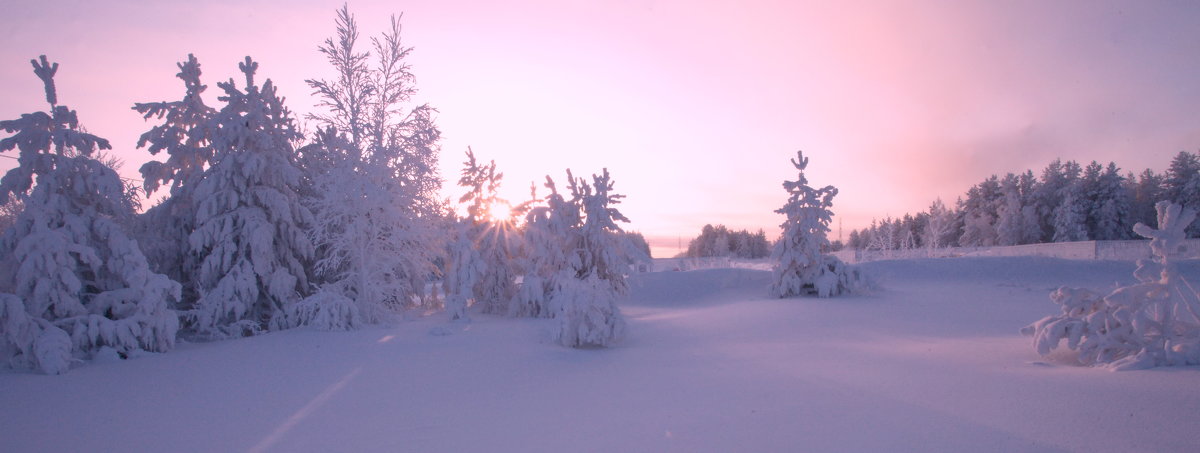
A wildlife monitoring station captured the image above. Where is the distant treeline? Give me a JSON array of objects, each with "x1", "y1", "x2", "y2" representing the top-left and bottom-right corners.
[
  {"x1": 847, "y1": 152, "x2": 1200, "y2": 250},
  {"x1": 682, "y1": 224, "x2": 772, "y2": 259}
]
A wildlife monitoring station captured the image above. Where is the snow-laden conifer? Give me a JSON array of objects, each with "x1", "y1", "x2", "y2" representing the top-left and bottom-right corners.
[
  {"x1": 187, "y1": 57, "x2": 314, "y2": 337},
  {"x1": 444, "y1": 222, "x2": 483, "y2": 321},
  {"x1": 1052, "y1": 190, "x2": 1088, "y2": 242},
  {"x1": 131, "y1": 54, "x2": 216, "y2": 302},
  {"x1": 1023, "y1": 201, "x2": 1200, "y2": 370},
  {"x1": 0, "y1": 56, "x2": 179, "y2": 373},
  {"x1": 454, "y1": 149, "x2": 519, "y2": 314},
  {"x1": 510, "y1": 177, "x2": 579, "y2": 318},
  {"x1": 770, "y1": 151, "x2": 864, "y2": 298},
  {"x1": 554, "y1": 169, "x2": 628, "y2": 348}
]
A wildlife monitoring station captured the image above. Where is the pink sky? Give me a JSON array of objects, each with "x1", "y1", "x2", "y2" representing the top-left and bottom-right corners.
[{"x1": 3, "y1": 0, "x2": 1200, "y2": 257}]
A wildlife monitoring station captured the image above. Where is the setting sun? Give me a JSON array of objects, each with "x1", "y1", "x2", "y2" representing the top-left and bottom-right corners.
[{"x1": 488, "y1": 201, "x2": 512, "y2": 223}]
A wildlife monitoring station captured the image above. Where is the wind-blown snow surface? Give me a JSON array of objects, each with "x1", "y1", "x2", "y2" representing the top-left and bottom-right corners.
[{"x1": 2, "y1": 258, "x2": 1198, "y2": 452}]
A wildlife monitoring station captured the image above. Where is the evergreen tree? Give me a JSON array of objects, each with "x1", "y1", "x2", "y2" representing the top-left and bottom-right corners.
[
  {"x1": 454, "y1": 149, "x2": 518, "y2": 314},
  {"x1": 1130, "y1": 169, "x2": 1164, "y2": 229},
  {"x1": 0, "y1": 56, "x2": 178, "y2": 374},
  {"x1": 770, "y1": 151, "x2": 863, "y2": 298},
  {"x1": 187, "y1": 57, "x2": 315, "y2": 337},
  {"x1": 1164, "y1": 151, "x2": 1200, "y2": 208},
  {"x1": 554, "y1": 169, "x2": 630, "y2": 348},
  {"x1": 131, "y1": 54, "x2": 217, "y2": 304},
  {"x1": 510, "y1": 175, "x2": 580, "y2": 318},
  {"x1": 1053, "y1": 189, "x2": 1089, "y2": 242},
  {"x1": 1087, "y1": 163, "x2": 1132, "y2": 240},
  {"x1": 957, "y1": 176, "x2": 1002, "y2": 246},
  {"x1": 996, "y1": 174, "x2": 1025, "y2": 246},
  {"x1": 1164, "y1": 151, "x2": 1200, "y2": 236}
]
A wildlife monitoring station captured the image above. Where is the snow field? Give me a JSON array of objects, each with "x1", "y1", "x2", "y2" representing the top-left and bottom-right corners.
[{"x1": 1, "y1": 257, "x2": 1198, "y2": 452}]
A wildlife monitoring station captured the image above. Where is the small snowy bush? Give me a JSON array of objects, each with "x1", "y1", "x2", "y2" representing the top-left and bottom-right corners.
[
  {"x1": 285, "y1": 291, "x2": 363, "y2": 331},
  {"x1": 553, "y1": 275, "x2": 627, "y2": 348},
  {"x1": 1022, "y1": 201, "x2": 1200, "y2": 370},
  {"x1": 770, "y1": 151, "x2": 866, "y2": 298}
]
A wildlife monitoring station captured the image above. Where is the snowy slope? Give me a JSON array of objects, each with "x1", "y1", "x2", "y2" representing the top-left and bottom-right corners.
[{"x1": 2, "y1": 258, "x2": 1198, "y2": 452}]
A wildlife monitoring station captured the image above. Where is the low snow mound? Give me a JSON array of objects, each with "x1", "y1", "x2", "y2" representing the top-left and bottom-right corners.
[{"x1": 626, "y1": 268, "x2": 771, "y2": 307}]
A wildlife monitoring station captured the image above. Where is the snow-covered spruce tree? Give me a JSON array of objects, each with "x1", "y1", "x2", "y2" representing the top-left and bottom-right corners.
[
  {"x1": 1052, "y1": 189, "x2": 1088, "y2": 242},
  {"x1": 0, "y1": 56, "x2": 179, "y2": 374},
  {"x1": 510, "y1": 176, "x2": 582, "y2": 318},
  {"x1": 131, "y1": 54, "x2": 217, "y2": 304},
  {"x1": 444, "y1": 221, "x2": 483, "y2": 321},
  {"x1": 554, "y1": 169, "x2": 629, "y2": 348},
  {"x1": 770, "y1": 151, "x2": 864, "y2": 298},
  {"x1": 454, "y1": 149, "x2": 519, "y2": 315},
  {"x1": 187, "y1": 57, "x2": 314, "y2": 337},
  {"x1": 1023, "y1": 201, "x2": 1200, "y2": 370}
]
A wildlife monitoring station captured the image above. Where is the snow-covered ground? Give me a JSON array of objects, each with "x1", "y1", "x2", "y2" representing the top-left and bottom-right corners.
[{"x1": 2, "y1": 257, "x2": 1198, "y2": 452}]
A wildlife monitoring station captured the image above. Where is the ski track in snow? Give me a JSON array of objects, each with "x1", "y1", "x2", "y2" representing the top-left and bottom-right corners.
[{"x1": 2, "y1": 257, "x2": 1198, "y2": 452}]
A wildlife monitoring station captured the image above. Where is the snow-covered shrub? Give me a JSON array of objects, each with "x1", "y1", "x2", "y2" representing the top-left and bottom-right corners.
[
  {"x1": 1023, "y1": 201, "x2": 1200, "y2": 370},
  {"x1": 187, "y1": 57, "x2": 314, "y2": 337},
  {"x1": 770, "y1": 151, "x2": 864, "y2": 298},
  {"x1": 553, "y1": 275, "x2": 627, "y2": 348},
  {"x1": 0, "y1": 56, "x2": 179, "y2": 374},
  {"x1": 285, "y1": 291, "x2": 362, "y2": 331}
]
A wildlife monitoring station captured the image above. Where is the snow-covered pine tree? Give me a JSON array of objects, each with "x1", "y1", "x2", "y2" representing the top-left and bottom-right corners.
[
  {"x1": 1033, "y1": 160, "x2": 1069, "y2": 242},
  {"x1": 187, "y1": 57, "x2": 315, "y2": 337},
  {"x1": 1087, "y1": 163, "x2": 1132, "y2": 240},
  {"x1": 131, "y1": 54, "x2": 217, "y2": 304},
  {"x1": 770, "y1": 151, "x2": 864, "y2": 298},
  {"x1": 1023, "y1": 201, "x2": 1200, "y2": 370},
  {"x1": 444, "y1": 221, "x2": 483, "y2": 321},
  {"x1": 554, "y1": 169, "x2": 629, "y2": 348},
  {"x1": 510, "y1": 176, "x2": 581, "y2": 318},
  {"x1": 455, "y1": 149, "x2": 519, "y2": 315},
  {"x1": 1130, "y1": 169, "x2": 1164, "y2": 229},
  {"x1": 0, "y1": 56, "x2": 179, "y2": 374},
  {"x1": 1164, "y1": 151, "x2": 1200, "y2": 237},
  {"x1": 957, "y1": 176, "x2": 1002, "y2": 247},
  {"x1": 1052, "y1": 189, "x2": 1088, "y2": 242}
]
